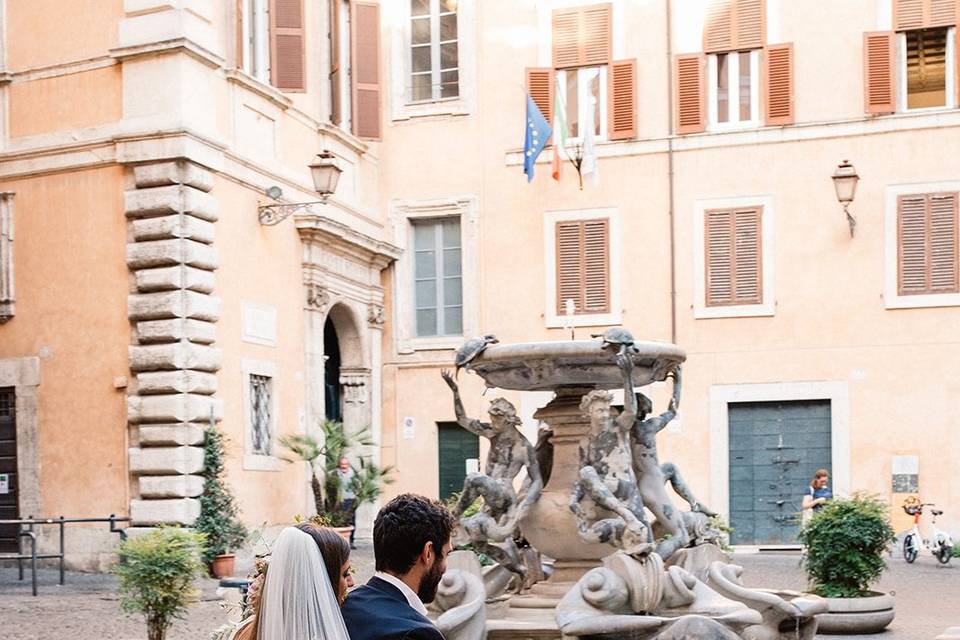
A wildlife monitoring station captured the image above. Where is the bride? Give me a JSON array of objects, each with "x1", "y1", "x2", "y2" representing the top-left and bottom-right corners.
[{"x1": 234, "y1": 523, "x2": 354, "y2": 640}]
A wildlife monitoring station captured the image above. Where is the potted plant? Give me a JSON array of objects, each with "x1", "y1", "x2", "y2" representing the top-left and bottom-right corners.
[
  {"x1": 193, "y1": 425, "x2": 248, "y2": 578},
  {"x1": 113, "y1": 526, "x2": 207, "y2": 640},
  {"x1": 280, "y1": 420, "x2": 393, "y2": 540},
  {"x1": 797, "y1": 493, "x2": 897, "y2": 634}
]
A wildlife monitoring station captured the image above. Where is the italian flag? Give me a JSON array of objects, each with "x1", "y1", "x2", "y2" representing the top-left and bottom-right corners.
[{"x1": 552, "y1": 76, "x2": 568, "y2": 181}]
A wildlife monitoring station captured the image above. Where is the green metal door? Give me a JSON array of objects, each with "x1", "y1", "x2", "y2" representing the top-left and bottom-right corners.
[
  {"x1": 437, "y1": 422, "x2": 479, "y2": 501},
  {"x1": 728, "y1": 400, "x2": 832, "y2": 545}
]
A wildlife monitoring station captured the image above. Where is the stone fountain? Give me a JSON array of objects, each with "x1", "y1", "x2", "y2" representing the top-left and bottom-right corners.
[{"x1": 430, "y1": 335, "x2": 827, "y2": 640}]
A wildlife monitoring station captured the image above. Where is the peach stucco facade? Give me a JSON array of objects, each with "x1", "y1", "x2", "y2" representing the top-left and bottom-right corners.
[{"x1": 0, "y1": 0, "x2": 957, "y2": 567}]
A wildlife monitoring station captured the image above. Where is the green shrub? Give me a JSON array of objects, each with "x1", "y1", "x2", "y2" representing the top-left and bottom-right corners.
[
  {"x1": 280, "y1": 420, "x2": 393, "y2": 527},
  {"x1": 113, "y1": 527, "x2": 207, "y2": 640},
  {"x1": 797, "y1": 493, "x2": 896, "y2": 598},
  {"x1": 193, "y1": 426, "x2": 248, "y2": 564}
]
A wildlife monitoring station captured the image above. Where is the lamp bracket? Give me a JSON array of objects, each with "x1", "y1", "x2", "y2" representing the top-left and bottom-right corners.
[
  {"x1": 843, "y1": 203, "x2": 856, "y2": 237},
  {"x1": 257, "y1": 197, "x2": 329, "y2": 225}
]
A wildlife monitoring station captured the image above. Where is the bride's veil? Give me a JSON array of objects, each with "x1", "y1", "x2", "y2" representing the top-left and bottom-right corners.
[{"x1": 257, "y1": 527, "x2": 350, "y2": 640}]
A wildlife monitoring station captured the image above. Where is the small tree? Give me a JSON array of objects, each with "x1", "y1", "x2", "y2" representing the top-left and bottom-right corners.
[
  {"x1": 797, "y1": 493, "x2": 896, "y2": 598},
  {"x1": 113, "y1": 527, "x2": 206, "y2": 640},
  {"x1": 193, "y1": 426, "x2": 248, "y2": 564},
  {"x1": 280, "y1": 420, "x2": 393, "y2": 526}
]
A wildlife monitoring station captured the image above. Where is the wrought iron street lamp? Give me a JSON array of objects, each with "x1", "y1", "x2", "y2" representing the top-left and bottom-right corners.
[
  {"x1": 831, "y1": 159, "x2": 860, "y2": 237},
  {"x1": 258, "y1": 151, "x2": 343, "y2": 225}
]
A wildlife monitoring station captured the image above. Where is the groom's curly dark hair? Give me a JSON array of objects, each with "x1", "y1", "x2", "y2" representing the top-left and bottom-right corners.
[{"x1": 374, "y1": 493, "x2": 456, "y2": 574}]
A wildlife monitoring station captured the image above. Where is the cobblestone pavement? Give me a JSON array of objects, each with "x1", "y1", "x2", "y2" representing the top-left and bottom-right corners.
[{"x1": 1, "y1": 548, "x2": 956, "y2": 640}]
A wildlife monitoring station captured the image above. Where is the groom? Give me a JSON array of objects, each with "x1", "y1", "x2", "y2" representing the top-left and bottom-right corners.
[{"x1": 342, "y1": 493, "x2": 456, "y2": 640}]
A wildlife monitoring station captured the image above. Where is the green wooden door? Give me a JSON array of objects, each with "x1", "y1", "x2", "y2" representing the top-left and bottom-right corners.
[
  {"x1": 437, "y1": 422, "x2": 479, "y2": 501},
  {"x1": 728, "y1": 400, "x2": 832, "y2": 546}
]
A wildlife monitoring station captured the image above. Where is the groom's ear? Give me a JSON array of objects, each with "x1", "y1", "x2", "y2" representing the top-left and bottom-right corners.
[{"x1": 420, "y1": 540, "x2": 435, "y2": 566}]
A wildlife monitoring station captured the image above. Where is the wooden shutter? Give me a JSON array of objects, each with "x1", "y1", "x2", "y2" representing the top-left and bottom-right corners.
[
  {"x1": 330, "y1": 0, "x2": 341, "y2": 125},
  {"x1": 608, "y1": 59, "x2": 636, "y2": 140},
  {"x1": 552, "y1": 4, "x2": 612, "y2": 69},
  {"x1": 352, "y1": 2, "x2": 381, "y2": 140},
  {"x1": 898, "y1": 193, "x2": 959, "y2": 295},
  {"x1": 894, "y1": 0, "x2": 957, "y2": 29},
  {"x1": 526, "y1": 67, "x2": 554, "y2": 126},
  {"x1": 270, "y1": 0, "x2": 305, "y2": 91},
  {"x1": 675, "y1": 54, "x2": 705, "y2": 134},
  {"x1": 864, "y1": 32, "x2": 895, "y2": 114},
  {"x1": 704, "y1": 0, "x2": 765, "y2": 53},
  {"x1": 705, "y1": 208, "x2": 762, "y2": 306},
  {"x1": 764, "y1": 43, "x2": 793, "y2": 125},
  {"x1": 236, "y1": 0, "x2": 244, "y2": 69},
  {"x1": 555, "y1": 219, "x2": 610, "y2": 315}
]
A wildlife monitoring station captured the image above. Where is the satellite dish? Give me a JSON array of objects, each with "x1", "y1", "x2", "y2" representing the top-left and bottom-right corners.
[{"x1": 265, "y1": 185, "x2": 283, "y2": 200}]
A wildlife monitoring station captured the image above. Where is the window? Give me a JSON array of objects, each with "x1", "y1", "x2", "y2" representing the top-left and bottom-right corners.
[
  {"x1": 558, "y1": 66, "x2": 607, "y2": 140},
  {"x1": 705, "y1": 208, "x2": 762, "y2": 306},
  {"x1": 694, "y1": 197, "x2": 773, "y2": 318},
  {"x1": 555, "y1": 218, "x2": 610, "y2": 314},
  {"x1": 249, "y1": 374, "x2": 273, "y2": 455},
  {"x1": 409, "y1": 0, "x2": 459, "y2": 102},
  {"x1": 0, "y1": 192, "x2": 13, "y2": 323},
  {"x1": 330, "y1": 0, "x2": 352, "y2": 129},
  {"x1": 242, "y1": 0, "x2": 270, "y2": 83},
  {"x1": 902, "y1": 27, "x2": 954, "y2": 109},
  {"x1": 897, "y1": 192, "x2": 958, "y2": 294},
  {"x1": 413, "y1": 218, "x2": 462, "y2": 337},
  {"x1": 708, "y1": 50, "x2": 759, "y2": 128}
]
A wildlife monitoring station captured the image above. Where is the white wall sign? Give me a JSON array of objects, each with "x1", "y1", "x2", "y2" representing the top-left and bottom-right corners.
[
  {"x1": 242, "y1": 301, "x2": 278, "y2": 346},
  {"x1": 402, "y1": 417, "x2": 415, "y2": 440},
  {"x1": 465, "y1": 458, "x2": 480, "y2": 475},
  {"x1": 0, "y1": 474, "x2": 9, "y2": 494},
  {"x1": 892, "y1": 455, "x2": 919, "y2": 475}
]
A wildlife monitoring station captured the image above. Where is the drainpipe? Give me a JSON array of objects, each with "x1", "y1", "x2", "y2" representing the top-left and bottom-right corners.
[{"x1": 665, "y1": 0, "x2": 677, "y2": 344}]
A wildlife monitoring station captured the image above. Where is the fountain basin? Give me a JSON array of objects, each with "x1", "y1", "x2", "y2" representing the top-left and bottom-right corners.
[{"x1": 465, "y1": 340, "x2": 685, "y2": 391}]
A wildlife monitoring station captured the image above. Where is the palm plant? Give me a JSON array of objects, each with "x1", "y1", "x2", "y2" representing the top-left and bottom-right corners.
[{"x1": 280, "y1": 420, "x2": 393, "y2": 527}]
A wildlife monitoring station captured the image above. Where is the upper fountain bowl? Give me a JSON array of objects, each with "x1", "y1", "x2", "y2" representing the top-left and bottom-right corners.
[{"x1": 464, "y1": 339, "x2": 686, "y2": 391}]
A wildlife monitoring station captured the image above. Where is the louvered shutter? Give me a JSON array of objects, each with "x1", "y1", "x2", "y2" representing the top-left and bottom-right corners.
[
  {"x1": 764, "y1": 43, "x2": 793, "y2": 125},
  {"x1": 675, "y1": 54, "x2": 705, "y2": 134},
  {"x1": 864, "y1": 32, "x2": 895, "y2": 114},
  {"x1": 236, "y1": 0, "x2": 244, "y2": 68},
  {"x1": 705, "y1": 208, "x2": 762, "y2": 306},
  {"x1": 704, "y1": 0, "x2": 765, "y2": 52},
  {"x1": 352, "y1": 2, "x2": 381, "y2": 140},
  {"x1": 552, "y1": 4, "x2": 611, "y2": 69},
  {"x1": 270, "y1": 0, "x2": 305, "y2": 91},
  {"x1": 898, "y1": 193, "x2": 959, "y2": 294},
  {"x1": 526, "y1": 67, "x2": 554, "y2": 126},
  {"x1": 929, "y1": 193, "x2": 958, "y2": 291},
  {"x1": 555, "y1": 220, "x2": 610, "y2": 315},
  {"x1": 609, "y1": 59, "x2": 636, "y2": 140},
  {"x1": 582, "y1": 220, "x2": 610, "y2": 312},
  {"x1": 557, "y1": 222, "x2": 584, "y2": 314},
  {"x1": 330, "y1": 0, "x2": 341, "y2": 125},
  {"x1": 894, "y1": 0, "x2": 957, "y2": 29}
]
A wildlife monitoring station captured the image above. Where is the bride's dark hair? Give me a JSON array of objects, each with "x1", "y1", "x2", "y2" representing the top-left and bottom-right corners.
[{"x1": 294, "y1": 523, "x2": 351, "y2": 599}]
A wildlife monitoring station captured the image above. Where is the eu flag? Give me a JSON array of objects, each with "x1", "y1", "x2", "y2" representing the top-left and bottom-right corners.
[{"x1": 524, "y1": 94, "x2": 552, "y2": 182}]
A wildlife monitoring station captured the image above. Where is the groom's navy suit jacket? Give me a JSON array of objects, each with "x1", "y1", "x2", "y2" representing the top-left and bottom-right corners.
[{"x1": 341, "y1": 576, "x2": 444, "y2": 640}]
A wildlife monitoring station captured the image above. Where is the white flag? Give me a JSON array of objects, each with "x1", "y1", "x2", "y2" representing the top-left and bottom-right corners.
[{"x1": 581, "y1": 98, "x2": 599, "y2": 185}]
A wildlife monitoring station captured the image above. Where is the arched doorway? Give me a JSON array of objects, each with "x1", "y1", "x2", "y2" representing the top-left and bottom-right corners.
[{"x1": 324, "y1": 318, "x2": 342, "y2": 423}]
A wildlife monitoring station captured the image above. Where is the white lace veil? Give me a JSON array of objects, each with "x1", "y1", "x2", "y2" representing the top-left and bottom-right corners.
[{"x1": 257, "y1": 527, "x2": 350, "y2": 640}]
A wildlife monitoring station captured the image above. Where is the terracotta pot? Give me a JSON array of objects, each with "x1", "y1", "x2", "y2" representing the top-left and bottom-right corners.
[
  {"x1": 209, "y1": 553, "x2": 236, "y2": 579},
  {"x1": 333, "y1": 526, "x2": 354, "y2": 542},
  {"x1": 817, "y1": 591, "x2": 895, "y2": 634}
]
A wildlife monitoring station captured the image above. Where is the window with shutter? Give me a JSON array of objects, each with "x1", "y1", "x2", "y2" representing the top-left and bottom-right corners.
[
  {"x1": 526, "y1": 67, "x2": 554, "y2": 126},
  {"x1": 270, "y1": 0, "x2": 305, "y2": 91},
  {"x1": 675, "y1": 54, "x2": 706, "y2": 134},
  {"x1": 543, "y1": 4, "x2": 635, "y2": 142},
  {"x1": 703, "y1": 0, "x2": 765, "y2": 53},
  {"x1": 764, "y1": 43, "x2": 793, "y2": 125},
  {"x1": 903, "y1": 27, "x2": 954, "y2": 109},
  {"x1": 352, "y1": 2, "x2": 382, "y2": 140},
  {"x1": 897, "y1": 192, "x2": 959, "y2": 295},
  {"x1": 864, "y1": 32, "x2": 896, "y2": 113},
  {"x1": 705, "y1": 207, "x2": 762, "y2": 306},
  {"x1": 894, "y1": 0, "x2": 957, "y2": 30},
  {"x1": 555, "y1": 219, "x2": 610, "y2": 315},
  {"x1": 241, "y1": 0, "x2": 270, "y2": 83}
]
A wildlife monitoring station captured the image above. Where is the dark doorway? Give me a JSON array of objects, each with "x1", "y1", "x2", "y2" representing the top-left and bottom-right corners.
[
  {"x1": 324, "y1": 318, "x2": 342, "y2": 423},
  {"x1": 728, "y1": 400, "x2": 832, "y2": 546},
  {"x1": 437, "y1": 422, "x2": 479, "y2": 501},
  {"x1": 0, "y1": 388, "x2": 18, "y2": 553}
]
